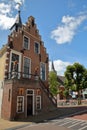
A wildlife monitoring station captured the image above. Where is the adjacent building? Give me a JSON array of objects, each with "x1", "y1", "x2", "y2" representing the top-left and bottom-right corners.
[{"x1": 50, "y1": 61, "x2": 65, "y2": 100}]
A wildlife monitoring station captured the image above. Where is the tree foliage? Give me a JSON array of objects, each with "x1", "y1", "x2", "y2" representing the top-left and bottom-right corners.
[
  {"x1": 49, "y1": 71, "x2": 59, "y2": 96},
  {"x1": 63, "y1": 89, "x2": 69, "y2": 99},
  {"x1": 64, "y1": 62, "x2": 87, "y2": 104}
]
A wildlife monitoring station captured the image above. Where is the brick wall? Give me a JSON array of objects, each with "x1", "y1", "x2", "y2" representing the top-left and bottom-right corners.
[
  {"x1": 1, "y1": 79, "x2": 56, "y2": 120},
  {"x1": 1, "y1": 80, "x2": 13, "y2": 120}
]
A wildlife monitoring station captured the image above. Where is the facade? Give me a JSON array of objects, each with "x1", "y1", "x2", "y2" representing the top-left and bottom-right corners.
[
  {"x1": 0, "y1": 11, "x2": 57, "y2": 120},
  {"x1": 0, "y1": 46, "x2": 7, "y2": 115}
]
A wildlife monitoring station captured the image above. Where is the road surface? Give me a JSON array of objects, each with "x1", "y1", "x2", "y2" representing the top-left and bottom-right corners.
[{"x1": 13, "y1": 117, "x2": 87, "y2": 130}]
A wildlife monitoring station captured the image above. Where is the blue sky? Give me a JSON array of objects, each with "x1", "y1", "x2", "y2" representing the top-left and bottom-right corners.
[{"x1": 0, "y1": 0, "x2": 87, "y2": 75}]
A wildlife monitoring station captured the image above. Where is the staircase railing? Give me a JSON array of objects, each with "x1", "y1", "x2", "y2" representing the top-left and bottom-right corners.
[{"x1": 39, "y1": 78, "x2": 57, "y2": 107}]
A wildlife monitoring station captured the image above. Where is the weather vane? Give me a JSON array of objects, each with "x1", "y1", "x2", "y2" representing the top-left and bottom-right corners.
[{"x1": 16, "y1": 2, "x2": 22, "y2": 11}]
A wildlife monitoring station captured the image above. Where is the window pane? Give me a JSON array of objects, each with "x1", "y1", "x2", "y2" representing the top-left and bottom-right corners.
[
  {"x1": 27, "y1": 90, "x2": 33, "y2": 94},
  {"x1": 12, "y1": 53, "x2": 19, "y2": 62},
  {"x1": 35, "y1": 42, "x2": 39, "y2": 54},
  {"x1": 40, "y1": 63, "x2": 46, "y2": 80},
  {"x1": 36, "y1": 96, "x2": 41, "y2": 110},
  {"x1": 24, "y1": 36, "x2": 29, "y2": 49},
  {"x1": 23, "y1": 57, "x2": 30, "y2": 78},
  {"x1": 11, "y1": 53, "x2": 19, "y2": 72},
  {"x1": 17, "y1": 96, "x2": 24, "y2": 113}
]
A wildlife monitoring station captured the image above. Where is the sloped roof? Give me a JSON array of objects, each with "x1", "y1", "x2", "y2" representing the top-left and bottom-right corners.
[{"x1": 57, "y1": 75, "x2": 65, "y2": 85}]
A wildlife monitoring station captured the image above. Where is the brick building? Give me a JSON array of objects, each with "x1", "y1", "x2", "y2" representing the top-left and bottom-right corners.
[{"x1": 0, "y1": 10, "x2": 57, "y2": 120}]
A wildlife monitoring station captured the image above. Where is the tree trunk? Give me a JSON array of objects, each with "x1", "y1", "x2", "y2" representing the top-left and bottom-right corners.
[{"x1": 77, "y1": 90, "x2": 81, "y2": 105}]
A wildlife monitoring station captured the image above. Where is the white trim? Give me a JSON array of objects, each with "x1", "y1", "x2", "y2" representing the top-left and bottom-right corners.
[
  {"x1": 5, "y1": 69, "x2": 7, "y2": 72},
  {"x1": 5, "y1": 63, "x2": 8, "y2": 66},
  {"x1": 6, "y1": 51, "x2": 9, "y2": 54},
  {"x1": 9, "y1": 50, "x2": 22, "y2": 78},
  {"x1": 23, "y1": 35, "x2": 30, "y2": 50},
  {"x1": 23, "y1": 56, "x2": 31, "y2": 78},
  {"x1": 17, "y1": 96, "x2": 24, "y2": 113},
  {"x1": 26, "y1": 89, "x2": 35, "y2": 116},
  {"x1": 6, "y1": 57, "x2": 9, "y2": 60}
]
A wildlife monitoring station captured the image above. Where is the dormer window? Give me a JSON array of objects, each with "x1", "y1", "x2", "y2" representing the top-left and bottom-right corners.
[
  {"x1": 34, "y1": 42, "x2": 40, "y2": 54},
  {"x1": 23, "y1": 36, "x2": 29, "y2": 50}
]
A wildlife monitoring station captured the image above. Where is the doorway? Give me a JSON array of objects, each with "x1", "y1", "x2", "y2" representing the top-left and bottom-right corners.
[
  {"x1": 27, "y1": 96, "x2": 33, "y2": 116},
  {"x1": 26, "y1": 89, "x2": 34, "y2": 116}
]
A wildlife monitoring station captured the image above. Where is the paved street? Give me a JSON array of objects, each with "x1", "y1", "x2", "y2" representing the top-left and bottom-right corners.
[
  {"x1": 14, "y1": 122, "x2": 71, "y2": 130},
  {"x1": 9, "y1": 118, "x2": 87, "y2": 130},
  {"x1": 0, "y1": 106, "x2": 87, "y2": 130}
]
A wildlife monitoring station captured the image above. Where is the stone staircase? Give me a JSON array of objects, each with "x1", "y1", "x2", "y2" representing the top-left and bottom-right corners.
[{"x1": 39, "y1": 78, "x2": 57, "y2": 107}]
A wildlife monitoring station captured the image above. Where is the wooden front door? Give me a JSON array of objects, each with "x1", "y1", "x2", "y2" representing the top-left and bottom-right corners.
[{"x1": 27, "y1": 96, "x2": 33, "y2": 116}]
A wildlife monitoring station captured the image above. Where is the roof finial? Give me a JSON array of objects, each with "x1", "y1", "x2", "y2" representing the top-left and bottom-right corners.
[
  {"x1": 10, "y1": 2, "x2": 22, "y2": 31},
  {"x1": 17, "y1": 2, "x2": 21, "y2": 12}
]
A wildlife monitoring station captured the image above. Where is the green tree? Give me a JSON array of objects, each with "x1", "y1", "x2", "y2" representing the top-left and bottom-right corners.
[
  {"x1": 63, "y1": 89, "x2": 69, "y2": 100},
  {"x1": 82, "y1": 70, "x2": 87, "y2": 89},
  {"x1": 49, "y1": 71, "x2": 59, "y2": 96},
  {"x1": 64, "y1": 62, "x2": 86, "y2": 104}
]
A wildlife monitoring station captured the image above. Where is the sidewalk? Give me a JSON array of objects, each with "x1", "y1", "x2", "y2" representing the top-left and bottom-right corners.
[
  {"x1": 0, "y1": 106, "x2": 87, "y2": 130},
  {"x1": 0, "y1": 118, "x2": 30, "y2": 130}
]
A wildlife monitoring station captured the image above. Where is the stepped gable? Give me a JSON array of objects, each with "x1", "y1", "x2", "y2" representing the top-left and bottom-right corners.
[{"x1": 24, "y1": 16, "x2": 41, "y2": 40}]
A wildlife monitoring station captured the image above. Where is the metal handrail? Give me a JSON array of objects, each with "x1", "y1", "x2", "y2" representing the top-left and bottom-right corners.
[
  {"x1": 5, "y1": 71, "x2": 37, "y2": 80},
  {"x1": 39, "y1": 78, "x2": 57, "y2": 106}
]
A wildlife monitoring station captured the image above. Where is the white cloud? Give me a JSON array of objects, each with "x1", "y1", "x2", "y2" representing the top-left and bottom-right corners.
[
  {"x1": 13, "y1": 0, "x2": 24, "y2": 4},
  {"x1": 13, "y1": 0, "x2": 24, "y2": 10},
  {"x1": 51, "y1": 14, "x2": 87, "y2": 44},
  {"x1": 0, "y1": 3, "x2": 11, "y2": 15},
  {"x1": 0, "y1": 0, "x2": 25, "y2": 30},
  {"x1": 0, "y1": 14, "x2": 16, "y2": 30},
  {"x1": 49, "y1": 60, "x2": 71, "y2": 76}
]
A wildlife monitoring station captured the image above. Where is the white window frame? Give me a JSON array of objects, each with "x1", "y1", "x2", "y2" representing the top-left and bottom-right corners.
[
  {"x1": 23, "y1": 35, "x2": 30, "y2": 50},
  {"x1": 9, "y1": 50, "x2": 22, "y2": 78},
  {"x1": 36, "y1": 95, "x2": 41, "y2": 110},
  {"x1": 40, "y1": 62, "x2": 46, "y2": 80},
  {"x1": 34, "y1": 42, "x2": 40, "y2": 54},
  {"x1": 17, "y1": 96, "x2": 24, "y2": 113},
  {"x1": 27, "y1": 89, "x2": 34, "y2": 95},
  {"x1": 23, "y1": 56, "x2": 31, "y2": 78}
]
